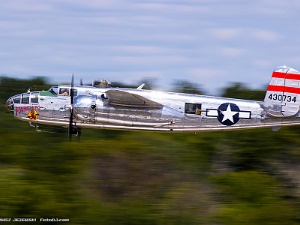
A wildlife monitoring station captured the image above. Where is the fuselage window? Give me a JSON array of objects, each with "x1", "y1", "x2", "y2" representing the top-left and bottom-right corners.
[
  {"x1": 31, "y1": 96, "x2": 38, "y2": 104},
  {"x1": 185, "y1": 103, "x2": 202, "y2": 115},
  {"x1": 21, "y1": 94, "x2": 29, "y2": 104}
]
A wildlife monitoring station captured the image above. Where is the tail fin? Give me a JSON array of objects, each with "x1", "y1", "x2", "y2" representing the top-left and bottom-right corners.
[{"x1": 263, "y1": 66, "x2": 300, "y2": 117}]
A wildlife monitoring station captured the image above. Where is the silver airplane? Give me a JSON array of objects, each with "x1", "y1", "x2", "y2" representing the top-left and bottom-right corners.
[{"x1": 6, "y1": 66, "x2": 300, "y2": 137}]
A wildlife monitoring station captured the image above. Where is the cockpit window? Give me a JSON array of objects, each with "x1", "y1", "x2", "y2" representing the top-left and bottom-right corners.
[
  {"x1": 58, "y1": 88, "x2": 77, "y2": 96},
  {"x1": 21, "y1": 94, "x2": 29, "y2": 104},
  {"x1": 59, "y1": 88, "x2": 70, "y2": 96},
  {"x1": 13, "y1": 96, "x2": 21, "y2": 104}
]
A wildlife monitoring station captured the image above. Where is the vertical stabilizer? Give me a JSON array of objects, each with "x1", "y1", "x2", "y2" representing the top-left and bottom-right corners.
[{"x1": 263, "y1": 66, "x2": 300, "y2": 117}]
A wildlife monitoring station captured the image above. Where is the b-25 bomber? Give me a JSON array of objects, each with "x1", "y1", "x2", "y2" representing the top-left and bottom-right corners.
[{"x1": 6, "y1": 66, "x2": 300, "y2": 138}]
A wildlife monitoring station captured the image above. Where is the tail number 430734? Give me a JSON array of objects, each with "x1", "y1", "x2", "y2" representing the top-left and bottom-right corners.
[{"x1": 268, "y1": 94, "x2": 297, "y2": 103}]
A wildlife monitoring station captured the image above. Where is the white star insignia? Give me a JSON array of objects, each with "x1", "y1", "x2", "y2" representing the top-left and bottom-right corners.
[{"x1": 221, "y1": 104, "x2": 238, "y2": 123}]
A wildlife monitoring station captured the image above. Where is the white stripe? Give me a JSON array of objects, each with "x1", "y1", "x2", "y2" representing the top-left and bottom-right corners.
[
  {"x1": 206, "y1": 109, "x2": 218, "y2": 117},
  {"x1": 270, "y1": 77, "x2": 300, "y2": 89},
  {"x1": 285, "y1": 79, "x2": 299, "y2": 88},
  {"x1": 239, "y1": 111, "x2": 251, "y2": 119},
  {"x1": 270, "y1": 77, "x2": 284, "y2": 86}
]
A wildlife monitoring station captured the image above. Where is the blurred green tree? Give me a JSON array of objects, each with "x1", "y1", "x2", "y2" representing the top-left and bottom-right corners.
[
  {"x1": 221, "y1": 83, "x2": 265, "y2": 100},
  {"x1": 171, "y1": 80, "x2": 205, "y2": 94},
  {"x1": 0, "y1": 77, "x2": 300, "y2": 225}
]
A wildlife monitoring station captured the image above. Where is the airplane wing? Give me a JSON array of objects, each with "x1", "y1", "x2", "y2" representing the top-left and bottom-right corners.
[{"x1": 104, "y1": 90, "x2": 163, "y2": 109}]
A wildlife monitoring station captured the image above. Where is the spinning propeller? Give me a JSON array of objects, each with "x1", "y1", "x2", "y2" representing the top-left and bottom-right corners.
[{"x1": 68, "y1": 75, "x2": 81, "y2": 140}]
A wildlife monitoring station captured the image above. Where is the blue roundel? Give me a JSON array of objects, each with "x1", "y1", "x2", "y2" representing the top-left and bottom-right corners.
[{"x1": 217, "y1": 103, "x2": 240, "y2": 126}]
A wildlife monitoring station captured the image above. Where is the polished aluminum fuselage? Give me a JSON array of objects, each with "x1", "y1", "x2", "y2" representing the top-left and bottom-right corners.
[{"x1": 6, "y1": 85, "x2": 300, "y2": 132}]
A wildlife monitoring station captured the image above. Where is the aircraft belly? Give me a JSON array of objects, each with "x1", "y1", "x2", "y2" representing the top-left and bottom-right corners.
[
  {"x1": 14, "y1": 104, "x2": 300, "y2": 132},
  {"x1": 73, "y1": 104, "x2": 267, "y2": 131},
  {"x1": 35, "y1": 108, "x2": 300, "y2": 131},
  {"x1": 39, "y1": 109, "x2": 69, "y2": 121},
  {"x1": 94, "y1": 108, "x2": 174, "y2": 127}
]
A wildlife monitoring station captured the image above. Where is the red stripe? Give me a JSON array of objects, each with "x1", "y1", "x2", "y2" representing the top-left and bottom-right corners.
[
  {"x1": 272, "y1": 72, "x2": 300, "y2": 80},
  {"x1": 272, "y1": 72, "x2": 286, "y2": 79},
  {"x1": 268, "y1": 85, "x2": 300, "y2": 94}
]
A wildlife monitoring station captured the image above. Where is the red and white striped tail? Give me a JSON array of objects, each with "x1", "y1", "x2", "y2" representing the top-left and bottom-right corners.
[{"x1": 263, "y1": 66, "x2": 300, "y2": 117}]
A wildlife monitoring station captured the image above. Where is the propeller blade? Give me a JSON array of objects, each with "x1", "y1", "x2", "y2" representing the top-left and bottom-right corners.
[
  {"x1": 68, "y1": 74, "x2": 82, "y2": 141},
  {"x1": 68, "y1": 108, "x2": 73, "y2": 140},
  {"x1": 70, "y1": 74, "x2": 74, "y2": 105},
  {"x1": 77, "y1": 127, "x2": 82, "y2": 141},
  {"x1": 69, "y1": 74, "x2": 74, "y2": 140}
]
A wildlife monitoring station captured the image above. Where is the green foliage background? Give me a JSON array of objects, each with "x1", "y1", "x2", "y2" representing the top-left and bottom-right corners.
[{"x1": 0, "y1": 77, "x2": 300, "y2": 224}]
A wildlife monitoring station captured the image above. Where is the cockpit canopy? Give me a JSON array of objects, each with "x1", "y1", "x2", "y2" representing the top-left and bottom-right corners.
[
  {"x1": 92, "y1": 79, "x2": 111, "y2": 88},
  {"x1": 48, "y1": 85, "x2": 77, "y2": 96},
  {"x1": 48, "y1": 86, "x2": 58, "y2": 95}
]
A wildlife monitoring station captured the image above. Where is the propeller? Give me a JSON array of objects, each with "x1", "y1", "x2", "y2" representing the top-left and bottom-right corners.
[{"x1": 68, "y1": 74, "x2": 81, "y2": 140}]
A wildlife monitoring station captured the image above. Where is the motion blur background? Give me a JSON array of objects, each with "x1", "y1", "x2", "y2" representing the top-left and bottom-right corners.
[
  {"x1": 0, "y1": 77, "x2": 300, "y2": 224},
  {"x1": 1, "y1": 0, "x2": 300, "y2": 224},
  {"x1": 1, "y1": 1, "x2": 300, "y2": 93}
]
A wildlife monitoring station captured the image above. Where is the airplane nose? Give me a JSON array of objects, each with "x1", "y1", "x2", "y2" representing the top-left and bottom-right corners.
[{"x1": 6, "y1": 97, "x2": 14, "y2": 113}]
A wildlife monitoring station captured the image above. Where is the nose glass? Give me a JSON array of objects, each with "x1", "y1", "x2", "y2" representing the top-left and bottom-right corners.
[{"x1": 6, "y1": 97, "x2": 14, "y2": 113}]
